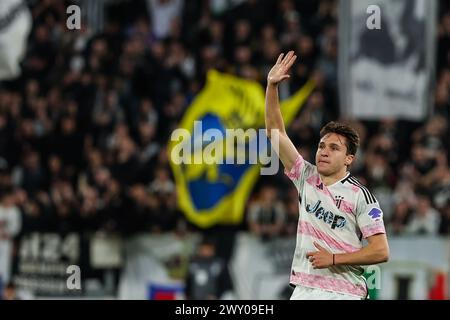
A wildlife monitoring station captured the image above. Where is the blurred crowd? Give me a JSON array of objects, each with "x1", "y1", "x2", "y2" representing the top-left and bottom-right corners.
[{"x1": 0, "y1": 0, "x2": 449, "y2": 278}]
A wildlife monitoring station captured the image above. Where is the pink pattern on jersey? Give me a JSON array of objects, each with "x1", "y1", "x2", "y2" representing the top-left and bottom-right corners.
[
  {"x1": 306, "y1": 173, "x2": 321, "y2": 188},
  {"x1": 306, "y1": 174, "x2": 355, "y2": 217},
  {"x1": 290, "y1": 271, "x2": 367, "y2": 298},
  {"x1": 350, "y1": 185, "x2": 360, "y2": 193},
  {"x1": 298, "y1": 220, "x2": 360, "y2": 253},
  {"x1": 284, "y1": 155, "x2": 304, "y2": 180},
  {"x1": 360, "y1": 220, "x2": 386, "y2": 238},
  {"x1": 339, "y1": 199, "x2": 354, "y2": 216},
  {"x1": 306, "y1": 174, "x2": 335, "y2": 202}
]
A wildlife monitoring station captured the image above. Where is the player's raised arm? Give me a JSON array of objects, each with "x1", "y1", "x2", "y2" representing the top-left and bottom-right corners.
[{"x1": 265, "y1": 51, "x2": 301, "y2": 172}]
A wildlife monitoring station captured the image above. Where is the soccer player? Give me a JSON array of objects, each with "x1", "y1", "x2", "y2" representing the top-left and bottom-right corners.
[{"x1": 265, "y1": 51, "x2": 389, "y2": 300}]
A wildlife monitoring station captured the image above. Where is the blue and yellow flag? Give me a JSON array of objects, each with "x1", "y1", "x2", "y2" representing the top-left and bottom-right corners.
[{"x1": 168, "y1": 70, "x2": 314, "y2": 228}]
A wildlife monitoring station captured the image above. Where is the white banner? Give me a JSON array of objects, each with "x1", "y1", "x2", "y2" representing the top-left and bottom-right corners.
[
  {"x1": 229, "y1": 233, "x2": 295, "y2": 300},
  {"x1": 0, "y1": 0, "x2": 31, "y2": 80},
  {"x1": 339, "y1": 0, "x2": 436, "y2": 120},
  {"x1": 13, "y1": 232, "x2": 81, "y2": 297},
  {"x1": 117, "y1": 233, "x2": 200, "y2": 300},
  {"x1": 379, "y1": 237, "x2": 449, "y2": 300}
]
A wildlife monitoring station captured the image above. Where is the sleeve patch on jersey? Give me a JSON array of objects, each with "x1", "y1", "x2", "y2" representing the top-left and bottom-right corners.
[{"x1": 368, "y1": 208, "x2": 382, "y2": 220}]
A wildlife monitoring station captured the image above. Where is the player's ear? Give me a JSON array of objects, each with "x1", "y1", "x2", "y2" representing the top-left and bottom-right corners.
[{"x1": 345, "y1": 154, "x2": 354, "y2": 166}]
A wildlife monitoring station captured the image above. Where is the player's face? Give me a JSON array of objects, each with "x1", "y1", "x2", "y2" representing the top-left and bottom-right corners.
[{"x1": 315, "y1": 133, "x2": 354, "y2": 176}]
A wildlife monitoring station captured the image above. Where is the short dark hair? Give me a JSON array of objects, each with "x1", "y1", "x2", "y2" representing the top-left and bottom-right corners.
[{"x1": 319, "y1": 121, "x2": 360, "y2": 155}]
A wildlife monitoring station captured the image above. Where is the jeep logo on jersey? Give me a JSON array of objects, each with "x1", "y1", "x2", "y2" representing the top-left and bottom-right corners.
[{"x1": 306, "y1": 200, "x2": 346, "y2": 229}]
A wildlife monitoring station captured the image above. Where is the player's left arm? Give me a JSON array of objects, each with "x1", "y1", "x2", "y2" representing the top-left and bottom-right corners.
[
  {"x1": 307, "y1": 235, "x2": 389, "y2": 269},
  {"x1": 333, "y1": 233, "x2": 389, "y2": 266}
]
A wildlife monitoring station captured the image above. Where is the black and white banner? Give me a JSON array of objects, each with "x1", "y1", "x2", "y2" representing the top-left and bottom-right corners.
[
  {"x1": 13, "y1": 232, "x2": 81, "y2": 297},
  {"x1": 0, "y1": 0, "x2": 31, "y2": 80},
  {"x1": 339, "y1": 0, "x2": 437, "y2": 120}
]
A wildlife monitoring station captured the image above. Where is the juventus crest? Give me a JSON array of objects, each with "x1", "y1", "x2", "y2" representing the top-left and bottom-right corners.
[{"x1": 335, "y1": 195, "x2": 344, "y2": 209}]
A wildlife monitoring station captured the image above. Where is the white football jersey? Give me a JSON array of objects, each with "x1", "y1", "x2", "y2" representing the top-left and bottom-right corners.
[{"x1": 285, "y1": 155, "x2": 386, "y2": 298}]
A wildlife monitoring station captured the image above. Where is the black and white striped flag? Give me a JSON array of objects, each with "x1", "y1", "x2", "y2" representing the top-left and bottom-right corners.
[{"x1": 0, "y1": 0, "x2": 31, "y2": 80}]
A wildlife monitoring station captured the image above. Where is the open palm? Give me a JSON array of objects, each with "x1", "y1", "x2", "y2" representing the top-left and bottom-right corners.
[{"x1": 267, "y1": 51, "x2": 297, "y2": 85}]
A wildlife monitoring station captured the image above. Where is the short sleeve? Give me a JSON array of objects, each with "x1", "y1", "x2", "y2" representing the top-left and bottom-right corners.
[
  {"x1": 284, "y1": 154, "x2": 316, "y2": 192},
  {"x1": 355, "y1": 192, "x2": 386, "y2": 239}
]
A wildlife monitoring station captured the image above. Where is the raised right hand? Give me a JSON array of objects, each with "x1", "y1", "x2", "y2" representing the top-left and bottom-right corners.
[{"x1": 267, "y1": 51, "x2": 297, "y2": 86}]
